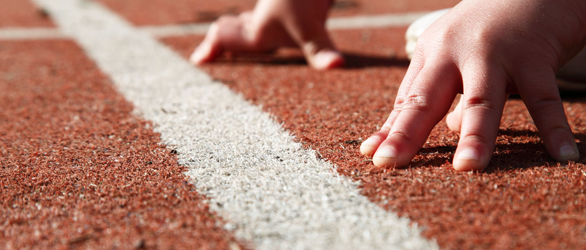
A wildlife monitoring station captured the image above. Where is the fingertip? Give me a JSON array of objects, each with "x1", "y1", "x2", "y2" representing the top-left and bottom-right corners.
[
  {"x1": 453, "y1": 159, "x2": 485, "y2": 171},
  {"x1": 446, "y1": 111, "x2": 461, "y2": 132},
  {"x1": 557, "y1": 143, "x2": 580, "y2": 162},
  {"x1": 372, "y1": 146, "x2": 398, "y2": 168},
  {"x1": 541, "y1": 125, "x2": 580, "y2": 163},
  {"x1": 311, "y1": 50, "x2": 344, "y2": 70},
  {"x1": 446, "y1": 96, "x2": 463, "y2": 132},
  {"x1": 190, "y1": 36, "x2": 223, "y2": 65},
  {"x1": 190, "y1": 23, "x2": 223, "y2": 65},
  {"x1": 360, "y1": 137, "x2": 381, "y2": 156},
  {"x1": 189, "y1": 45, "x2": 208, "y2": 65},
  {"x1": 452, "y1": 147, "x2": 487, "y2": 171},
  {"x1": 190, "y1": 41, "x2": 224, "y2": 65}
]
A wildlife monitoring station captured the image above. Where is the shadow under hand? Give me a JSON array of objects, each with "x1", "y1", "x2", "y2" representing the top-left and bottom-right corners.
[
  {"x1": 408, "y1": 145, "x2": 457, "y2": 169},
  {"x1": 483, "y1": 128, "x2": 586, "y2": 173},
  {"x1": 213, "y1": 50, "x2": 410, "y2": 68},
  {"x1": 341, "y1": 53, "x2": 410, "y2": 68},
  {"x1": 559, "y1": 91, "x2": 586, "y2": 101},
  {"x1": 407, "y1": 128, "x2": 586, "y2": 172},
  {"x1": 214, "y1": 50, "x2": 307, "y2": 65},
  {"x1": 511, "y1": 90, "x2": 586, "y2": 100}
]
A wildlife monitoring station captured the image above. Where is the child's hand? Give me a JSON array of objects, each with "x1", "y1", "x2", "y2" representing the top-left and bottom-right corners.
[
  {"x1": 361, "y1": 0, "x2": 586, "y2": 171},
  {"x1": 190, "y1": 0, "x2": 344, "y2": 70}
]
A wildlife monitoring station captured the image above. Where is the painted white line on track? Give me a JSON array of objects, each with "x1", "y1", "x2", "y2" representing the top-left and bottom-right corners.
[
  {"x1": 32, "y1": 0, "x2": 438, "y2": 249},
  {"x1": 141, "y1": 23, "x2": 211, "y2": 37},
  {"x1": 0, "y1": 28, "x2": 66, "y2": 40},
  {"x1": 0, "y1": 12, "x2": 426, "y2": 40},
  {"x1": 143, "y1": 12, "x2": 426, "y2": 37},
  {"x1": 326, "y1": 12, "x2": 427, "y2": 30}
]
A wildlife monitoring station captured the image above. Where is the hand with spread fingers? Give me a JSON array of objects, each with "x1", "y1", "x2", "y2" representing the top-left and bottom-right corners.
[
  {"x1": 190, "y1": 0, "x2": 344, "y2": 70},
  {"x1": 361, "y1": 0, "x2": 586, "y2": 171}
]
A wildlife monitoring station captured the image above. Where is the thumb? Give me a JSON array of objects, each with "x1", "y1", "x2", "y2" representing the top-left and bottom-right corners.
[{"x1": 300, "y1": 36, "x2": 345, "y2": 70}]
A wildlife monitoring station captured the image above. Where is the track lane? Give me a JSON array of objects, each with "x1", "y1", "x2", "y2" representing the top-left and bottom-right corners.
[
  {"x1": 4, "y1": 0, "x2": 586, "y2": 249},
  {"x1": 31, "y1": 0, "x2": 437, "y2": 249},
  {"x1": 0, "y1": 40, "x2": 242, "y2": 250}
]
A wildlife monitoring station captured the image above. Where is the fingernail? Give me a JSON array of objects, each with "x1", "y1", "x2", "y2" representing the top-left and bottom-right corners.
[
  {"x1": 313, "y1": 50, "x2": 344, "y2": 70},
  {"x1": 559, "y1": 143, "x2": 578, "y2": 160},
  {"x1": 456, "y1": 148, "x2": 480, "y2": 161},
  {"x1": 373, "y1": 146, "x2": 398, "y2": 167},
  {"x1": 189, "y1": 47, "x2": 205, "y2": 64},
  {"x1": 360, "y1": 137, "x2": 380, "y2": 156}
]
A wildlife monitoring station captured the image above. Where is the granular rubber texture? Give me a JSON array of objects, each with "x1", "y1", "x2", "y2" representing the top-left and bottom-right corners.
[
  {"x1": 0, "y1": 40, "x2": 244, "y2": 250},
  {"x1": 0, "y1": 0, "x2": 54, "y2": 27},
  {"x1": 162, "y1": 28, "x2": 586, "y2": 250}
]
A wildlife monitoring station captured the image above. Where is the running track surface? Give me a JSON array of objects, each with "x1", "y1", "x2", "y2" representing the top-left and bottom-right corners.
[{"x1": 2, "y1": 0, "x2": 586, "y2": 249}]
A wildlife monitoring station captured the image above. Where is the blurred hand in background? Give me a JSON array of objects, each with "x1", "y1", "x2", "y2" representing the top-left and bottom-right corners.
[{"x1": 190, "y1": 0, "x2": 344, "y2": 70}]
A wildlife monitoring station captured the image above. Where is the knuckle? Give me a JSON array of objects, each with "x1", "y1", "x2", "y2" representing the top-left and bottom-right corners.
[
  {"x1": 389, "y1": 130, "x2": 412, "y2": 142},
  {"x1": 436, "y1": 28, "x2": 456, "y2": 46},
  {"x1": 411, "y1": 48, "x2": 426, "y2": 60},
  {"x1": 536, "y1": 115, "x2": 571, "y2": 133},
  {"x1": 396, "y1": 94, "x2": 433, "y2": 112},
  {"x1": 531, "y1": 95, "x2": 561, "y2": 110},
  {"x1": 546, "y1": 124, "x2": 571, "y2": 133},
  {"x1": 527, "y1": 95, "x2": 567, "y2": 125},
  {"x1": 393, "y1": 98, "x2": 404, "y2": 111},
  {"x1": 462, "y1": 133, "x2": 491, "y2": 145},
  {"x1": 464, "y1": 96, "x2": 496, "y2": 110},
  {"x1": 381, "y1": 125, "x2": 392, "y2": 131},
  {"x1": 382, "y1": 111, "x2": 400, "y2": 128},
  {"x1": 469, "y1": 29, "x2": 494, "y2": 47},
  {"x1": 420, "y1": 26, "x2": 452, "y2": 49}
]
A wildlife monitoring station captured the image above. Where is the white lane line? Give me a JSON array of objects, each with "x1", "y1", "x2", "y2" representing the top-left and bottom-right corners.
[
  {"x1": 326, "y1": 12, "x2": 426, "y2": 30},
  {"x1": 32, "y1": 0, "x2": 438, "y2": 249},
  {"x1": 142, "y1": 12, "x2": 426, "y2": 37},
  {"x1": 140, "y1": 23, "x2": 211, "y2": 37},
  {"x1": 0, "y1": 12, "x2": 426, "y2": 40},
  {"x1": 0, "y1": 28, "x2": 66, "y2": 40}
]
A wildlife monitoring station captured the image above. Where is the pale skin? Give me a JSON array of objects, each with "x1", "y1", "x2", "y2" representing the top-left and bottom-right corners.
[
  {"x1": 190, "y1": 0, "x2": 344, "y2": 69},
  {"x1": 192, "y1": 0, "x2": 586, "y2": 171}
]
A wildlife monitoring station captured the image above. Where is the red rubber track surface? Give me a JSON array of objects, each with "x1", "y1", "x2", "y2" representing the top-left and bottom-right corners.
[
  {"x1": 95, "y1": 0, "x2": 461, "y2": 26},
  {"x1": 162, "y1": 30, "x2": 586, "y2": 250},
  {"x1": 0, "y1": 0, "x2": 54, "y2": 27},
  {"x1": 0, "y1": 40, "x2": 243, "y2": 250}
]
